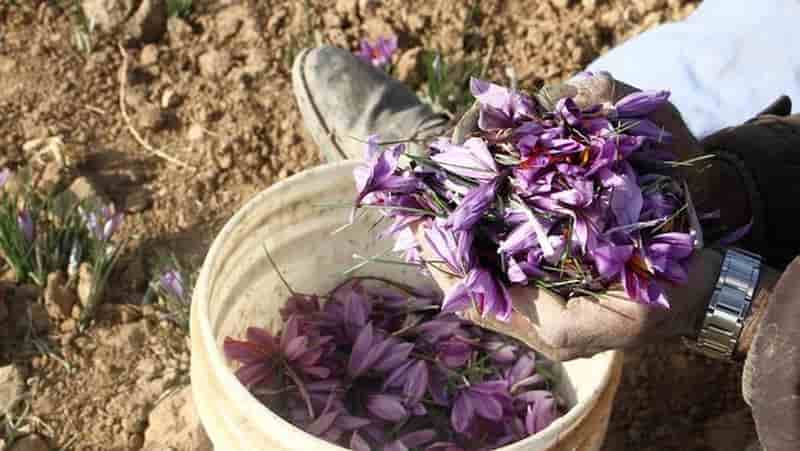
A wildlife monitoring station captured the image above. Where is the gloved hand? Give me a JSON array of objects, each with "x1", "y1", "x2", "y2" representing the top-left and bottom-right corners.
[{"x1": 417, "y1": 72, "x2": 726, "y2": 361}]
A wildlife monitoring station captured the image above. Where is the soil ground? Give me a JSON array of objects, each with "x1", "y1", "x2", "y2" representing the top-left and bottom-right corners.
[{"x1": 1, "y1": 0, "x2": 756, "y2": 450}]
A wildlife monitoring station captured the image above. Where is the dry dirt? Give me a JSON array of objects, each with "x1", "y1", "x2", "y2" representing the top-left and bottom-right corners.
[{"x1": 0, "y1": 0, "x2": 758, "y2": 450}]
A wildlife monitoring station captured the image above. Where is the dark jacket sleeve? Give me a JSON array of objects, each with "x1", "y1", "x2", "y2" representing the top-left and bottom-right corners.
[
  {"x1": 701, "y1": 108, "x2": 800, "y2": 268},
  {"x1": 701, "y1": 103, "x2": 800, "y2": 451}
]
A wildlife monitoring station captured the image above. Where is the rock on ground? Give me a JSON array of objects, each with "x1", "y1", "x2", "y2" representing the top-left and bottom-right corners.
[
  {"x1": 80, "y1": 0, "x2": 136, "y2": 32},
  {"x1": 8, "y1": 435, "x2": 51, "y2": 451},
  {"x1": 142, "y1": 385, "x2": 213, "y2": 451},
  {"x1": 0, "y1": 364, "x2": 26, "y2": 415},
  {"x1": 126, "y1": 0, "x2": 168, "y2": 44}
]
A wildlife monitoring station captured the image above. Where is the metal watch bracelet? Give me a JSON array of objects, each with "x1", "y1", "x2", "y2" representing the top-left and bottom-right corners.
[{"x1": 684, "y1": 247, "x2": 762, "y2": 360}]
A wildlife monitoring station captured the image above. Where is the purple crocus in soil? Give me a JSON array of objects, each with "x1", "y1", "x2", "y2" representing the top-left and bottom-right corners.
[
  {"x1": 159, "y1": 270, "x2": 185, "y2": 301},
  {"x1": 0, "y1": 168, "x2": 10, "y2": 190},
  {"x1": 17, "y1": 210, "x2": 34, "y2": 242},
  {"x1": 355, "y1": 36, "x2": 398, "y2": 69},
  {"x1": 82, "y1": 204, "x2": 123, "y2": 242}
]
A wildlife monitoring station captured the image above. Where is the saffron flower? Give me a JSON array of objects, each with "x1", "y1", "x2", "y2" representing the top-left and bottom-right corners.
[
  {"x1": 355, "y1": 36, "x2": 398, "y2": 69},
  {"x1": 159, "y1": 270, "x2": 186, "y2": 301},
  {"x1": 17, "y1": 210, "x2": 34, "y2": 242},
  {"x1": 225, "y1": 279, "x2": 564, "y2": 450},
  {"x1": 81, "y1": 204, "x2": 123, "y2": 242},
  {"x1": 0, "y1": 168, "x2": 10, "y2": 190},
  {"x1": 352, "y1": 77, "x2": 699, "y2": 315}
]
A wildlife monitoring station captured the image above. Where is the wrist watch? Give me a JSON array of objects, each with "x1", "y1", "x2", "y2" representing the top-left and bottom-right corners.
[{"x1": 684, "y1": 247, "x2": 763, "y2": 360}]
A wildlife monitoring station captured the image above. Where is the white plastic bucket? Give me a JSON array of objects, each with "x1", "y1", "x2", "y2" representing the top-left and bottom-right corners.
[{"x1": 191, "y1": 161, "x2": 624, "y2": 451}]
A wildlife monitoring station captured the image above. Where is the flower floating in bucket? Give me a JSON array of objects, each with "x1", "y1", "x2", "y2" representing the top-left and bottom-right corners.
[
  {"x1": 225, "y1": 279, "x2": 565, "y2": 450},
  {"x1": 351, "y1": 78, "x2": 700, "y2": 319}
]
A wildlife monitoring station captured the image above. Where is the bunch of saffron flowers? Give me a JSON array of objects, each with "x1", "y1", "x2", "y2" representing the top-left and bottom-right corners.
[
  {"x1": 225, "y1": 278, "x2": 563, "y2": 450},
  {"x1": 352, "y1": 78, "x2": 699, "y2": 321}
]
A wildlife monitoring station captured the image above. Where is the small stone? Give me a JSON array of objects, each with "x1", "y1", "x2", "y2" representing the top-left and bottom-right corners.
[
  {"x1": 106, "y1": 322, "x2": 148, "y2": 348},
  {"x1": 187, "y1": 124, "x2": 205, "y2": 141},
  {"x1": 198, "y1": 49, "x2": 233, "y2": 78},
  {"x1": 65, "y1": 176, "x2": 106, "y2": 204},
  {"x1": 0, "y1": 55, "x2": 16, "y2": 74},
  {"x1": 8, "y1": 434, "x2": 51, "y2": 451},
  {"x1": 322, "y1": 11, "x2": 344, "y2": 29},
  {"x1": 214, "y1": 5, "x2": 250, "y2": 41},
  {"x1": 581, "y1": 0, "x2": 597, "y2": 10},
  {"x1": 80, "y1": 0, "x2": 136, "y2": 32},
  {"x1": 0, "y1": 364, "x2": 26, "y2": 415},
  {"x1": 161, "y1": 88, "x2": 181, "y2": 109},
  {"x1": 44, "y1": 271, "x2": 77, "y2": 319},
  {"x1": 77, "y1": 263, "x2": 95, "y2": 308},
  {"x1": 125, "y1": 190, "x2": 152, "y2": 213},
  {"x1": 335, "y1": 0, "x2": 358, "y2": 16},
  {"x1": 126, "y1": 0, "x2": 168, "y2": 44},
  {"x1": 550, "y1": 0, "x2": 571, "y2": 7},
  {"x1": 135, "y1": 358, "x2": 163, "y2": 375},
  {"x1": 167, "y1": 17, "x2": 194, "y2": 43},
  {"x1": 137, "y1": 105, "x2": 165, "y2": 130},
  {"x1": 142, "y1": 386, "x2": 209, "y2": 451},
  {"x1": 29, "y1": 303, "x2": 50, "y2": 334},
  {"x1": 363, "y1": 17, "x2": 394, "y2": 38},
  {"x1": 395, "y1": 47, "x2": 422, "y2": 84},
  {"x1": 60, "y1": 318, "x2": 78, "y2": 333},
  {"x1": 140, "y1": 44, "x2": 160, "y2": 65}
]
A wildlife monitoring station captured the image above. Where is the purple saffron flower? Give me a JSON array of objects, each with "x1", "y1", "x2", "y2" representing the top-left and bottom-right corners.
[
  {"x1": 470, "y1": 78, "x2": 535, "y2": 130},
  {"x1": 82, "y1": 204, "x2": 123, "y2": 242},
  {"x1": 355, "y1": 36, "x2": 398, "y2": 68},
  {"x1": 430, "y1": 137, "x2": 498, "y2": 181},
  {"x1": 451, "y1": 381, "x2": 510, "y2": 433},
  {"x1": 443, "y1": 268, "x2": 513, "y2": 321},
  {"x1": 517, "y1": 390, "x2": 558, "y2": 434},
  {"x1": 599, "y1": 168, "x2": 643, "y2": 227},
  {"x1": 348, "y1": 323, "x2": 393, "y2": 378},
  {"x1": 354, "y1": 137, "x2": 420, "y2": 208},
  {"x1": 446, "y1": 178, "x2": 499, "y2": 232},
  {"x1": 17, "y1": 210, "x2": 34, "y2": 242},
  {"x1": 224, "y1": 315, "x2": 333, "y2": 386},
  {"x1": 159, "y1": 270, "x2": 185, "y2": 301},
  {"x1": 644, "y1": 232, "x2": 693, "y2": 284},
  {"x1": 423, "y1": 219, "x2": 475, "y2": 276},
  {"x1": 436, "y1": 337, "x2": 473, "y2": 368},
  {"x1": 612, "y1": 90, "x2": 670, "y2": 118},
  {"x1": 555, "y1": 97, "x2": 582, "y2": 127},
  {"x1": 366, "y1": 394, "x2": 408, "y2": 422},
  {"x1": 593, "y1": 243, "x2": 634, "y2": 280},
  {"x1": 0, "y1": 168, "x2": 10, "y2": 190}
]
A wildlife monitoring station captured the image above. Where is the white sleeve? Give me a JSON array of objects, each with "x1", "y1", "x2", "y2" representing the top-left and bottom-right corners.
[{"x1": 584, "y1": 0, "x2": 800, "y2": 138}]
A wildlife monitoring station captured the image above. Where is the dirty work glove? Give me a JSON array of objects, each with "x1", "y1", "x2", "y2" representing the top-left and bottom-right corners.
[{"x1": 416, "y1": 72, "x2": 727, "y2": 361}]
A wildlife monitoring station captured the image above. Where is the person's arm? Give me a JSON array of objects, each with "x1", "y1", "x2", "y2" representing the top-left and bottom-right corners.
[{"x1": 697, "y1": 110, "x2": 800, "y2": 451}]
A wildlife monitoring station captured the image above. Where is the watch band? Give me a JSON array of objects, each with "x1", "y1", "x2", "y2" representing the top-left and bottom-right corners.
[{"x1": 685, "y1": 247, "x2": 762, "y2": 360}]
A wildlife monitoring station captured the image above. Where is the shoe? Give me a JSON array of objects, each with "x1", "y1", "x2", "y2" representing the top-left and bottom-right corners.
[{"x1": 292, "y1": 45, "x2": 450, "y2": 162}]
